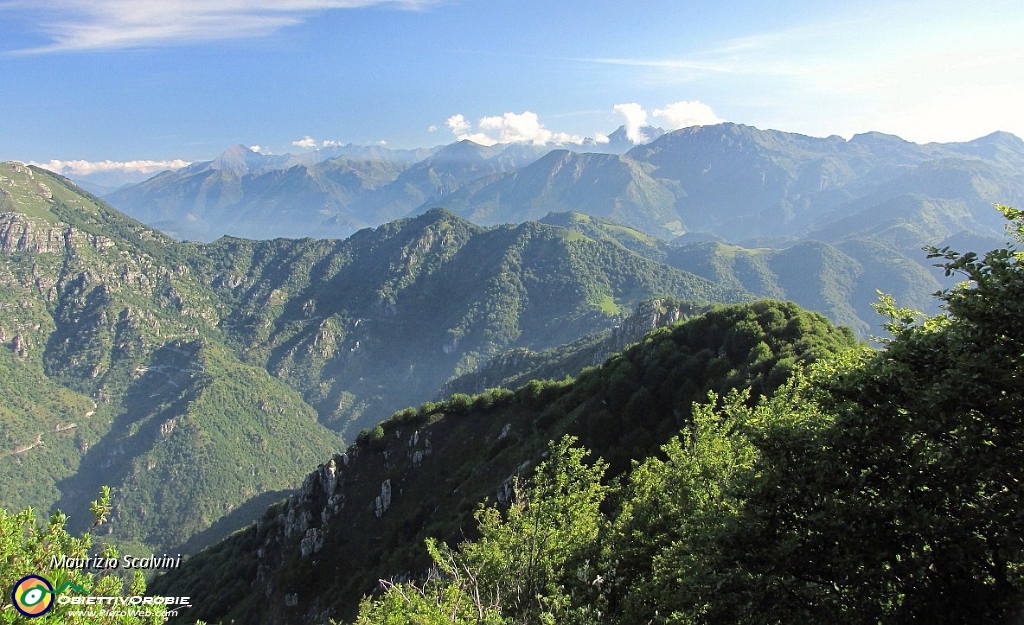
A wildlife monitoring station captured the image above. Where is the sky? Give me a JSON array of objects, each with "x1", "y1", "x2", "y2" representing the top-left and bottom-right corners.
[{"x1": 1, "y1": 0, "x2": 1023, "y2": 180}]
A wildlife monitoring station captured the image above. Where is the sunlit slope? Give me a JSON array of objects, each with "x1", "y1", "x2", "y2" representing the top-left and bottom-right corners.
[
  {"x1": 0, "y1": 163, "x2": 344, "y2": 553},
  {"x1": 188, "y1": 208, "x2": 747, "y2": 438}
]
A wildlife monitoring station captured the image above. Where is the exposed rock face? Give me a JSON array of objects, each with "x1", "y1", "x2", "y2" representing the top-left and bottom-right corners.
[
  {"x1": 225, "y1": 411, "x2": 446, "y2": 621},
  {"x1": 0, "y1": 214, "x2": 65, "y2": 254},
  {"x1": 608, "y1": 298, "x2": 690, "y2": 348},
  {"x1": 257, "y1": 452, "x2": 349, "y2": 587},
  {"x1": 11, "y1": 333, "x2": 28, "y2": 357},
  {"x1": 157, "y1": 419, "x2": 176, "y2": 441},
  {"x1": 374, "y1": 479, "x2": 392, "y2": 518},
  {"x1": 407, "y1": 429, "x2": 431, "y2": 468},
  {"x1": 300, "y1": 528, "x2": 324, "y2": 557},
  {"x1": 0, "y1": 213, "x2": 118, "y2": 255}
]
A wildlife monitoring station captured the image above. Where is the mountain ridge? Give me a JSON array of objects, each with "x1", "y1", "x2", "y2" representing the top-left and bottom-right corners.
[
  {"x1": 0, "y1": 162, "x2": 345, "y2": 555},
  {"x1": 102, "y1": 124, "x2": 1024, "y2": 253},
  {"x1": 0, "y1": 167, "x2": 749, "y2": 558},
  {"x1": 150, "y1": 299, "x2": 859, "y2": 624}
]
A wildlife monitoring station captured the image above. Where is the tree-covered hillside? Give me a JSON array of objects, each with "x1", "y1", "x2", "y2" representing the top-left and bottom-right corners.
[
  {"x1": 151, "y1": 299, "x2": 857, "y2": 624},
  {"x1": 0, "y1": 163, "x2": 344, "y2": 555},
  {"x1": 154, "y1": 208, "x2": 1024, "y2": 624},
  {"x1": 539, "y1": 210, "x2": 948, "y2": 337},
  {"x1": 0, "y1": 164, "x2": 747, "y2": 558},
  {"x1": 185, "y1": 208, "x2": 745, "y2": 438},
  {"x1": 348, "y1": 207, "x2": 1024, "y2": 624}
]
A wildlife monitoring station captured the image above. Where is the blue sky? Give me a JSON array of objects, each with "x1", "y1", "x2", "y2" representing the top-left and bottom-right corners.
[{"x1": 1, "y1": 0, "x2": 1022, "y2": 179}]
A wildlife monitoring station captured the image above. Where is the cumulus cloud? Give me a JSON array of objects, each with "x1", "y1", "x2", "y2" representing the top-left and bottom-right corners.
[
  {"x1": 653, "y1": 100, "x2": 723, "y2": 129},
  {"x1": 444, "y1": 111, "x2": 586, "y2": 146},
  {"x1": 291, "y1": 136, "x2": 317, "y2": 149},
  {"x1": 11, "y1": 0, "x2": 445, "y2": 53},
  {"x1": 457, "y1": 132, "x2": 499, "y2": 147},
  {"x1": 31, "y1": 158, "x2": 191, "y2": 176},
  {"x1": 427, "y1": 125, "x2": 439, "y2": 133},
  {"x1": 479, "y1": 111, "x2": 585, "y2": 145},
  {"x1": 446, "y1": 114, "x2": 471, "y2": 135},
  {"x1": 613, "y1": 103, "x2": 649, "y2": 143},
  {"x1": 321, "y1": 140, "x2": 344, "y2": 148}
]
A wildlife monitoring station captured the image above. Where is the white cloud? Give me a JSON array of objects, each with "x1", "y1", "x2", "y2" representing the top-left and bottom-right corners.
[
  {"x1": 613, "y1": 103, "x2": 648, "y2": 143},
  {"x1": 10, "y1": 0, "x2": 446, "y2": 53},
  {"x1": 292, "y1": 135, "x2": 317, "y2": 149},
  {"x1": 444, "y1": 111, "x2": 586, "y2": 146},
  {"x1": 446, "y1": 114, "x2": 471, "y2": 135},
  {"x1": 427, "y1": 125, "x2": 439, "y2": 133},
  {"x1": 652, "y1": 100, "x2": 723, "y2": 129},
  {"x1": 456, "y1": 132, "x2": 498, "y2": 147},
  {"x1": 249, "y1": 145, "x2": 267, "y2": 153},
  {"x1": 30, "y1": 158, "x2": 190, "y2": 176},
  {"x1": 478, "y1": 111, "x2": 583, "y2": 145},
  {"x1": 321, "y1": 140, "x2": 344, "y2": 148}
]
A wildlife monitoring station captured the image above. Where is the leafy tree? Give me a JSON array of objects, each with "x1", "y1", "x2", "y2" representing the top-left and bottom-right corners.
[
  {"x1": 710, "y1": 205, "x2": 1024, "y2": 623},
  {"x1": 0, "y1": 491, "x2": 165, "y2": 624},
  {"x1": 605, "y1": 389, "x2": 758, "y2": 624},
  {"x1": 355, "y1": 436, "x2": 608, "y2": 625}
]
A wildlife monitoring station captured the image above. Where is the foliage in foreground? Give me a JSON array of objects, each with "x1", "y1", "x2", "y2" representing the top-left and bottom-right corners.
[
  {"x1": 354, "y1": 207, "x2": 1024, "y2": 623},
  {"x1": 0, "y1": 489, "x2": 165, "y2": 624}
]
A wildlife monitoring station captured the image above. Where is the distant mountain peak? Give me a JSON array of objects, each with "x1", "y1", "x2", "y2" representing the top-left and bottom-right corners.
[
  {"x1": 849, "y1": 130, "x2": 912, "y2": 145},
  {"x1": 964, "y1": 130, "x2": 1024, "y2": 151},
  {"x1": 210, "y1": 144, "x2": 263, "y2": 174},
  {"x1": 433, "y1": 140, "x2": 499, "y2": 162},
  {"x1": 605, "y1": 124, "x2": 666, "y2": 149}
]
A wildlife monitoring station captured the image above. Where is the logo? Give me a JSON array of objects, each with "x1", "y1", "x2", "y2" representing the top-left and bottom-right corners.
[
  {"x1": 11, "y1": 574, "x2": 54, "y2": 618},
  {"x1": 9, "y1": 572, "x2": 189, "y2": 619}
]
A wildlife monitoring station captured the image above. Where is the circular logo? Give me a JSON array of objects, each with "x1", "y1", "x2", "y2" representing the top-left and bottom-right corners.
[{"x1": 12, "y1": 575, "x2": 54, "y2": 618}]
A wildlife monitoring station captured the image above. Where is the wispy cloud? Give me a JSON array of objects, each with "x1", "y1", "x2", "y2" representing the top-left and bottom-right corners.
[
  {"x1": 585, "y1": 54, "x2": 816, "y2": 78},
  {"x1": 4, "y1": 0, "x2": 443, "y2": 53},
  {"x1": 575, "y1": 23, "x2": 831, "y2": 80},
  {"x1": 590, "y1": 57, "x2": 734, "y2": 73}
]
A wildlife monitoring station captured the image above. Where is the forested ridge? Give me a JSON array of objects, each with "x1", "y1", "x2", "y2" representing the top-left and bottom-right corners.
[
  {"x1": 0, "y1": 163, "x2": 737, "y2": 558},
  {"x1": 2, "y1": 153, "x2": 1022, "y2": 624},
  {"x1": 151, "y1": 299, "x2": 858, "y2": 623},
  {"x1": 349, "y1": 207, "x2": 1024, "y2": 624}
]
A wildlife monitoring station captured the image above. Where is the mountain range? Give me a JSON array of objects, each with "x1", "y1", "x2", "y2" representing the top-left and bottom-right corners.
[
  {"x1": 101, "y1": 125, "x2": 666, "y2": 242},
  {"x1": 100, "y1": 123, "x2": 1022, "y2": 337},
  {"x1": 103, "y1": 123, "x2": 1023, "y2": 247},
  {"x1": 4, "y1": 119, "x2": 1023, "y2": 622},
  {"x1": 0, "y1": 161, "x2": 738, "y2": 557}
]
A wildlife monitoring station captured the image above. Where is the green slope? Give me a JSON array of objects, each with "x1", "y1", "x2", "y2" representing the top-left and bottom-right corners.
[
  {"x1": 151, "y1": 300, "x2": 858, "y2": 624},
  {"x1": 544, "y1": 209, "x2": 941, "y2": 337},
  {"x1": 0, "y1": 163, "x2": 344, "y2": 554},
  {"x1": 188, "y1": 208, "x2": 747, "y2": 438}
]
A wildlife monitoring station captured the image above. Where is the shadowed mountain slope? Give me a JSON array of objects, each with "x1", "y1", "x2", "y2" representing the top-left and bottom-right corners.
[{"x1": 150, "y1": 300, "x2": 858, "y2": 624}]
